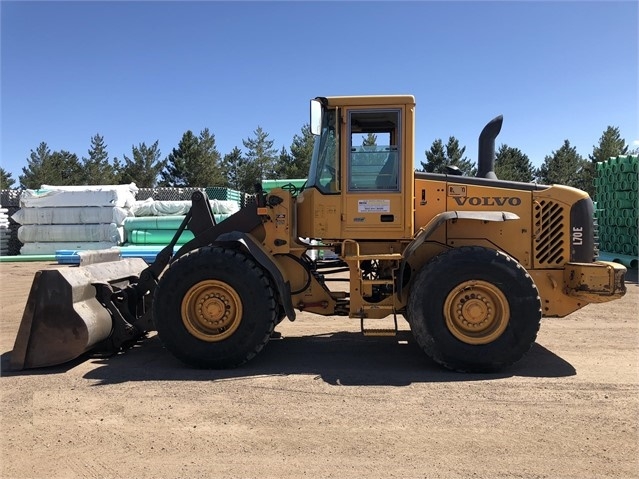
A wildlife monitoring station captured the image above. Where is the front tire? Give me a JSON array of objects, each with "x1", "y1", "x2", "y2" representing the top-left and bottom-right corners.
[
  {"x1": 153, "y1": 246, "x2": 277, "y2": 368},
  {"x1": 406, "y1": 246, "x2": 541, "y2": 372}
]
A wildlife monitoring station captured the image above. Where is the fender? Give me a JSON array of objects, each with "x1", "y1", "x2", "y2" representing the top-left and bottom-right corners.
[
  {"x1": 397, "y1": 210, "x2": 520, "y2": 298},
  {"x1": 214, "y1": 231, "x2": 296, "y2": 322}
]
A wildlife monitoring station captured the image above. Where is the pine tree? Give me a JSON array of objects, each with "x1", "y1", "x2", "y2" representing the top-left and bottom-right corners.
[
  {"x1": 242, "y1": 126, "x2": 278, "y2": 182},
  {"x1": 421, "y1": 136, "x2": 475, "y2": 175},
  {"x1": 362, "y1": 133, "x2": 378, "y2": 146},
  {"x1": 494, "y1": 144, "x2": 535, "y2": 182},
  {"x1": 47, "y1": 151, "x2": 83, "y2": 185},
  {"x1": 220, "y1": 147, "x2": 244, "y2": 190},
  {"x1": 81, "y1": 134, "x2": 116, "y2": 185},
  {"x1": 196, "y1": 128, "x2": 225, "y2": 187},
  {"x1": 536, "y1": 140, "x2": 588, "y2": 190},
  {"x1": 445, "y1": 137, "x2": 476, "y2": 176},
  {"x1": 20, "y1": 142, "x2": 52, "y2": 189},
  {"x1": 579, "y1": 126, "x2": 631, "y2": 197},
  {"x1": 0, "y1": 168, "x2": 16, "y2": 189},
  {"x1": 20, "y1": 143, "x2": 82, "y2": 188},
  {"x1": 160, "y1": 129, "x2": 223, "y2": 187},
  {"x1": 275, "y1": 146, "x2": 295, "y2": 179},
  {"x1": 276, "y1": 124, "x2": 315, "y2": 179},
  {"x1": 421, "y1": 139, "x2": 446, "y2": 173},
  {"x1": 590, "y1": 126, "x2": 629, "y2": 164},
  {"x1": 119, "y1": 141, "x2": 165, "y2": 188},
  {"x1": 288, "y1": 123, "x2": 315, "y2": 178},
  {"x1": 220, "y1": 146, "x2": 260, "y2": 193},
  {"x1": 160, "y1": 131, "x2": 195, "y2": 186}
]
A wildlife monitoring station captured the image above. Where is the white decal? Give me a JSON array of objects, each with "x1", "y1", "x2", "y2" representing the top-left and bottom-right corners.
[{"x1": 358, "y1": 199, "x2": 391, "y2": 213}]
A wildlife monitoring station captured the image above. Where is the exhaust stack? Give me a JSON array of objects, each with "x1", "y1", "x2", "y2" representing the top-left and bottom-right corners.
[{"x1": 477, "y1": 115, "x2": 503, "y2": 179}]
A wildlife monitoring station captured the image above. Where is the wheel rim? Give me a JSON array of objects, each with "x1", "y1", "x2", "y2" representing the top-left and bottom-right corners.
[
  {"x1": 181, "y1": 280, "x2": 243, "y2": 342},
  {"x1": 443, "y1": 280, "x2": 510, "y2": 345}
]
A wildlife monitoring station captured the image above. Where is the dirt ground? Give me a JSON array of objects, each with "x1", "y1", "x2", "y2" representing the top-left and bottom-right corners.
[{"x1": 0, "y1": 261, "x2": 637, "y2": 479}]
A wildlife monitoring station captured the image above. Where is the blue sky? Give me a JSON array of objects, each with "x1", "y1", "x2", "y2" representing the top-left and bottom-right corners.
[{"x1": 1, "y1": 1, "x2": 637, "y2": 183}]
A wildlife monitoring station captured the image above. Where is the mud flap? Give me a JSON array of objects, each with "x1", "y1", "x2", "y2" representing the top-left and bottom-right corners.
[{"x1": 10, "y1": 258, "x2": 148, "y2": 370}]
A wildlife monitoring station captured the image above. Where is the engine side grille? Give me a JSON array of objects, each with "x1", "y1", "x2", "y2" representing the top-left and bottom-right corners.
[{"x1": 534, "y1": 199, "x2": 566, "y2": 266}]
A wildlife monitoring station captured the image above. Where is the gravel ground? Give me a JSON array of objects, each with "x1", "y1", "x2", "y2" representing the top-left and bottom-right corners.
[{"x1": 1, "y1": 262, "x2": 637, "y2": 479}]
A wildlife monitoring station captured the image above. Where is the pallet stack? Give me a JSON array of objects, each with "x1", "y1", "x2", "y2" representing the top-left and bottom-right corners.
[{"x1": 595, "y1": 155, "x2": 638, "y2": 259}]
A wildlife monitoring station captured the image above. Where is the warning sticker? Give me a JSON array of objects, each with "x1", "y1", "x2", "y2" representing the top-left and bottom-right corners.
[{"x1": 358, "y1": 199, "x2": 390, "y2": 213}]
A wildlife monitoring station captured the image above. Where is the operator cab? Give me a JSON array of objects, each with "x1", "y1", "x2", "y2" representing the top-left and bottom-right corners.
[{"x1": 299, "y1": 96, "x2": 415, "y2": 240}]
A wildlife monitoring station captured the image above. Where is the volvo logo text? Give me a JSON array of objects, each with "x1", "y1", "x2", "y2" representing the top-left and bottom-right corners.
[{"x1": 452, "y1": 196, "x2": 522, "y2": 207}]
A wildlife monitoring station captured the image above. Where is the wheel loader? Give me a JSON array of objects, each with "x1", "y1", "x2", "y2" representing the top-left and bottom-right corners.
[{"x1": 10, "y1": 95, "x2": 627, "y2": 373}]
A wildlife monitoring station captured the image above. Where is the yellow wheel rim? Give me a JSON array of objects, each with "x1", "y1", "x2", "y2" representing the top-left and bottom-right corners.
[
  {"x1": 181, "y1": 280, "x2": 242, "y2": 342},
  {"x1": 443, "y1": 280, "x2": 510, "y2": 345}
]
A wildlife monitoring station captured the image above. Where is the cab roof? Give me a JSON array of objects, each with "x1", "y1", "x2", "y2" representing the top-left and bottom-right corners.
[{"x1": 322, "y1": 95, "x2": 415, "y2": 107}]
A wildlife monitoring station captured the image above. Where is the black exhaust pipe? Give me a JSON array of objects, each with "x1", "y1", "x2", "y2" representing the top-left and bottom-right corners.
[{"x1": 477, "y1": 115, "x2": 503, "y2": 179}]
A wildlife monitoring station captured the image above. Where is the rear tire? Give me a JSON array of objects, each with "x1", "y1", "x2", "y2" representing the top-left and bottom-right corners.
[
  {"x1": 406, "y1": 246, "x2": 541, "y2": 372},
  {"x1": 153, "y1": 246, "x2": 277, "y2": 368}
]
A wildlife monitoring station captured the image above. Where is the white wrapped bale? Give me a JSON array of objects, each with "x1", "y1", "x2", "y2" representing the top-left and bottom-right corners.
[
  {"x1": 0, "y1": 207, "x2": 9, "y2": 255},
  {"x1": 18, "y1": 223, "x2": 123, "y2": 243},
  {"x1": 20, "y1": 183, "x2": 138, "y2": 208},
  {"x1": 12, "y1": 206, "x2": 130, "y2": 226},
  {"x1": 15, "y1": 184, "x2": 136, "y2": 255},
  {"x1": 131, "y1": 198, "x2": 239, "y2": 216}
]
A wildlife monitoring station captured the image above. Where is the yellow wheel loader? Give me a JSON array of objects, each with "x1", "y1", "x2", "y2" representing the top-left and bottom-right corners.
[{"x1": 10, "y1": 95, "x2": 627, "y2": 373}]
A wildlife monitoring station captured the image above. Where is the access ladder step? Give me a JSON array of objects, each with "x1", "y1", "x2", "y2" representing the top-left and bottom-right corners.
[
  {"x1": 362, "y1": 328, "x2": 397, "y2": 337},
  {"x1": 360, "y1": 312, "x2": 398, "y2": 337}
]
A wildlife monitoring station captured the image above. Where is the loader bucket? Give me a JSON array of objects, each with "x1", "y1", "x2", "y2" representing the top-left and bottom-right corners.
[{"x1": 10, "y1": 258, "x2": 148, "y2": 370}]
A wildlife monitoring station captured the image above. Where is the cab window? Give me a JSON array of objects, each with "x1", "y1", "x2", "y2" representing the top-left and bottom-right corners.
[{"x1": 347, "y1": 109, "x2": 401, "y2": 192}]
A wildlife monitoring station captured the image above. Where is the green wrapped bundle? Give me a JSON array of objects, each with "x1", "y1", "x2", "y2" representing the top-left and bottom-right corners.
[{"x1": 128, "y1": 229, "x2": 195, "y2": 245}]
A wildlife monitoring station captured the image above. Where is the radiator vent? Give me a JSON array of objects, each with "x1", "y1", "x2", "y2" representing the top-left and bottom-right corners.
[{"x1": 534, "y1": 200, "x2": 566, "y2": 266}]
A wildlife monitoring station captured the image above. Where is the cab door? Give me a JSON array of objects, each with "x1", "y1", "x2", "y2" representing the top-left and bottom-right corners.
[{"x1": 341, "y1": 107, "x2": 408, "y2": 239}]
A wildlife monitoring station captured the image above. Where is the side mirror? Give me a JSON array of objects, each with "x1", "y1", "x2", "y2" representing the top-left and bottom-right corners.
[{"x1": 310, "y1": 99, "x2": 322, "y2": 136}]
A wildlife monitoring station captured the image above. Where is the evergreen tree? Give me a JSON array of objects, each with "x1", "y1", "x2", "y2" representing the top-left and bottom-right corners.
[
  {"x1": 55, "y1": 151, "x2": 82, "y2": 184},
  {"x1": 362, "y1": 133, "x2": 378, "y2": 146},
  {"x1": 119, "y1": 141, "x2": 164, "y2": 187},
  {"x1": 220, "y1": 146, "x2": 260, "y2": 193},
  {"x1": 421, "y1": 136, "x2": 475, "y2": 175},
  {"x1": 275, "y1": 146, "x2": 295, "y2": 179},
  {"x1": 43, "y1": 151, "x2": 83, "y2": 186},
  {"x1": 288, "y1": 124, "x2": 315, "y2": 178},
  {"x1": 421, "y1": 138, "x2": 446, "y2": 173},
  {"x1": 196, "y1": 128, "x2": 225, "y2": 186},
  {"x1": 536, "y1": 140, "x2": 589, "y2": 190},
  {"x1": 276, "y1": 124, "x2": 315, "y2": 179},
  {"x1": 237, "y1": 159, "x2": 261, "y2": 194},
  {"x1": 20, "y1": 142, "x2": 52, "y2": 189},
  {"x1": 0, "y1": 168, "x2": 16, "y2": 189},
  {"x1": 579, "y1": 126, "x2": 631, "y2": 197},
  {"x1": 161, "y1": 130, "x2": 196, "y2": 186},
  {"x1": 20, "y1": 143, "x2": 82, "y2": 188},
  {"x1": 242, "y1": 126, "x2": 278, "y2": 182},
  {"x1": 445, "y1": 137, "x2": 476, "y2": 176},
  {"x1": 494, "y1": 144, "x2": 535, "y2": 182},
  {"x1": 81, "y1": 134, "x2": 117, "y2": 185},
  {"x1": 220, "y1": 147, "x2": 244, "y2": 190},
  {"x1": 160, "y1": 129, "x2": 223, "y2": 187},
  {"x1": 589, "y1": 126, "x2": 629, "y2": 164}
]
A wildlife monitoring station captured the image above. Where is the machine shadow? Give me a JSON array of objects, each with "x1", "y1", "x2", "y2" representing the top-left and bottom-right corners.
[{"x1": 68, "y1": 330, "x2": 576, "y2": 386}]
